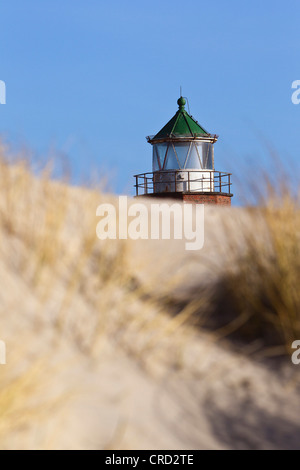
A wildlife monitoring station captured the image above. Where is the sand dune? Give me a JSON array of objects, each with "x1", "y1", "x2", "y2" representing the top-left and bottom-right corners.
[{"x1": 0, "y1": 157, "x2": 299, "y2": 449}]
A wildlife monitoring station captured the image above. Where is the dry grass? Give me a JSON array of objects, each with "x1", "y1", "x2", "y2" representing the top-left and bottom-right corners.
[
  {"x1": 212, "y1": 180, "x2": 300, "y2": 354},
  {"x1": 0, "y1": 145, "x2": 201, "y2": 447},
  {"x1": 0, "y1": 141, "x2": 298, "y2": 448},
  {"x1": 166, "y1": 173, "x2": 300, "y2": 357},
  {"x1": 229, "y1": 158, "x2": 300, "y2": 349}
]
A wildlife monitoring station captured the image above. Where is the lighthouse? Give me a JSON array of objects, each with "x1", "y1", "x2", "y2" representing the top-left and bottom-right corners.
[{"x1": 134, "y1": 97, "x2": 233, "y2": 205}]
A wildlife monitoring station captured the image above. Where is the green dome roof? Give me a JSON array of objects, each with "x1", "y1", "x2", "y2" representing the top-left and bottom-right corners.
[{"x1": 151, "y1": 97, "x2": 209, "y2": 141}]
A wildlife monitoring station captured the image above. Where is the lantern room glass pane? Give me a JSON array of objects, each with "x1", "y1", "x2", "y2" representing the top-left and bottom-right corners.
[
  {"x1": 173, "y1": 142, "x2": 190, "y2": 169},
  {"x1": 153, "y1": 143, "x2": 168, "y2": 170},
  {"x1": 165, "y1": 144, "x2": 180, "y2": 169},
  {"x1": 186, "y1": 143, "x2": 202, "y2": 169},
  {"x1": 153, "y1": 141, "x2": 214, "y2": 170},
  {"x1": 201, "y1": 143, "x2": 214, "y2": 169},
  {"x1": 152, "y1": 146, "x2": 160, "y2": 171}
]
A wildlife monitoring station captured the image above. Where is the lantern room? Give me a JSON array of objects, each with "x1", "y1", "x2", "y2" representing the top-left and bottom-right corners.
[
  {"x1": 134, "y1": 96, "x2": 233, "y2": 205},
  {"x1": 150, "y1": 97, "x2": 215, "y2": 172}
]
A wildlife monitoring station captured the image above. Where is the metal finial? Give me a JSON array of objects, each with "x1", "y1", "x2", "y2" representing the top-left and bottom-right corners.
[{"x1": 177, "y1": 96, "x2": 186, "y2": 110}]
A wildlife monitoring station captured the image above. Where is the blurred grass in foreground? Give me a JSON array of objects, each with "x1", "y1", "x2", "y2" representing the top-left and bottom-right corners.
[{"x1": 0, "y1": 141, "x2": 298, "y2": 448}]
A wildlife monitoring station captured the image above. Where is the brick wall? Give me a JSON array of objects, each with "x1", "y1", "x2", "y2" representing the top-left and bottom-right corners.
[
  {"x1": 143, "y1": 192, "x2": 232, "y2": 206},
  {"x1": 182, "y1": 194, "x2": 232, "y2": 206}
]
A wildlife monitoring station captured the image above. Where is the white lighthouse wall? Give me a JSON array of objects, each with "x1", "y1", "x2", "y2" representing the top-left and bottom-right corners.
[{"x1": 153, "y1": 170, "x2": 215, "y2": 193}]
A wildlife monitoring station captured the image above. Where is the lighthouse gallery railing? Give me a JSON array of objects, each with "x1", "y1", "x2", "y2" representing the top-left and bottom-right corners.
[{"x1": 134, "y1": 170, "x2": 232, "y2": 197}]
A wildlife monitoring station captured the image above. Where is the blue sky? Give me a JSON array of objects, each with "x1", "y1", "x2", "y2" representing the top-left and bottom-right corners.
[{"x1": 0, "y1": 0, "x2": 299, "y2": 202}]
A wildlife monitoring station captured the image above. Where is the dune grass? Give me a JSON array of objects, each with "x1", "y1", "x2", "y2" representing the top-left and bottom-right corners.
[
  {"x1": 217, "y1": 182, "x2": 300, "y2": 354},
  {"x1": 0, "y1": 143, "x2": 298, "y2": 448}
]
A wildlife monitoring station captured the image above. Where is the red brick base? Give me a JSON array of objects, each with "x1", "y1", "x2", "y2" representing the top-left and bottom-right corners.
[
  {"x1": 182, "y1": 194, "x2": 231, "y2": 206},
  {"x1": 144, "y1": 192, "x2": 232, "y2": 206}
]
